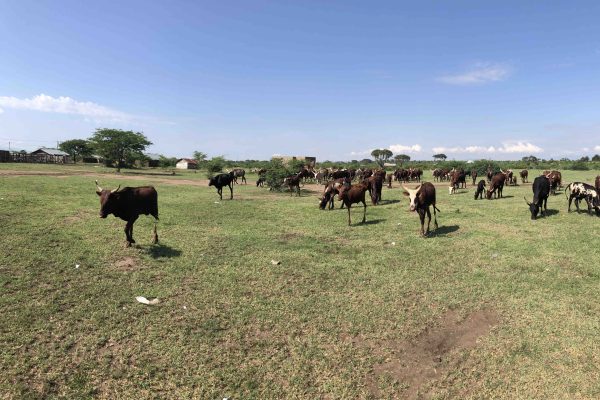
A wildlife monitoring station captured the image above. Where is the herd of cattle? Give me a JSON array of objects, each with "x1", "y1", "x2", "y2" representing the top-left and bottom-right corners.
[{"x1": 95, "y1": 168, "x2": 600, "y2": 245}]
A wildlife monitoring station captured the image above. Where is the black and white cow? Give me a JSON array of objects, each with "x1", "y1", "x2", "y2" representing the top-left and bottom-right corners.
[{"x1": 565, "y1": 182, "x2": 600, "y2": 216}]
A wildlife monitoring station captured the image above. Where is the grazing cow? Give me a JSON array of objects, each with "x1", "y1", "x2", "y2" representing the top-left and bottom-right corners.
[
  {"x1": 450, "y1": 170, "x2": 467, "y2": 192},
  {"x1": 95, "y1": 180, "x2": 158, "y2": 247},
  {"x1": 209, "y1": 173, "x2": 234, "y2": 200},
  {"x1": 520, "y1": 169, "x2": 529, "y2": 183},
  {"x1": 403, "y1": 183, "x2": 439, "y2": 236},
  {"x1": 230, "y1": 168, "x2": 247, "y2": 184},
  {"x1": 386, "y1": 173, "x2": 393, "y2": 188},
  {"x1": 543, "y1": 170, "x2": 562, "y2": 194},
  {"x1": 338, "y1": 181, "x2": 369, "y2": 225},
  {"x1": 486, "y1": 173, "x2": 506, "y2": 199},
  {"x1": 319, "y1": 178, "x2": 349, "y2": 210},
  {"x1": 256, "y1": 176, "x2": 265, "y2": 187},
  {"x1": 471, "y1": 169, "x2": 478, "y2": 185},
  {"x1": 501, "y1": 169, "x2": 514, "y2": 186},
  {"x1": 283, "y1": 172, "x2": 302, "y2": 196},
  {"x1": 525, "y1": 176, "x2": 550, "y2": 220},
  {"x1": 565, "y1": 182, "x2": 600, "y2": 216},
  {"x1": 474, "y1": 180, "x2": 486, "y2": 200}
]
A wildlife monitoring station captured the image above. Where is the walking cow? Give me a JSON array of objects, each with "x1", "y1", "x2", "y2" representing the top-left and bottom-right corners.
[
  {"x1": 402, "y1": 183, "x2": 440, "y2": 236},
  {"x1": 95, "y1": 180, "x2": 159, "y2": 247},
  {"x1": 209, "y1": 173, "x2": 234, "y2": 200}
]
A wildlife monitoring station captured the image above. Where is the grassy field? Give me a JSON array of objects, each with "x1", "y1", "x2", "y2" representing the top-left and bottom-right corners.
[{"x1": 1, "y1": 164, "x2": 600, "y2": 399}]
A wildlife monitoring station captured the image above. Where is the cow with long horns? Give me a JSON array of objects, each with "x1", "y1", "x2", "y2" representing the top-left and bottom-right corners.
[
  {"x1": 95, "y1": 180, "x2": 159, "y2": 247},
  {"x1": 525, "y1": 176, "x2": 550, "y2": 220}
]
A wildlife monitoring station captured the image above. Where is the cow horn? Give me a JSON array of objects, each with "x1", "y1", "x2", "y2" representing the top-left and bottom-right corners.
[
  {"x1": 524, "y1": 196, "x2": 531, "y2": 206},
  {"x1": 111, "y1": 185, "x2": 121, "y2": 193},
  {"x1": 95, "y1": 180, "x2": 103, "y2": 192}
]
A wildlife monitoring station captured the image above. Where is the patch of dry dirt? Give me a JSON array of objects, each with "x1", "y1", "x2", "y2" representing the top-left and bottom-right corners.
[
  {"x1": 360, "y1": 309, "x2": 500, "y2": 399},
  {"x1": 114, "y1": 257, "x2": 139, "y2": 271}
]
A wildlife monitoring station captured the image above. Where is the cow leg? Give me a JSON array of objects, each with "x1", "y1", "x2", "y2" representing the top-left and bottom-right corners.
[
  {"x1": 568, "y1": 195, "x2": 573, "y2": 212},
  {"x1": 362, "y1": 200, "x2": 366, "y2": 224},
  {"x1": 152, "y1": 220, "x2": 159, "y2": 244},
  {"x1": 229, "y1": 183, "x2": 233, "y2": 199},
  {"x1": 347, "y1": 203, "x2": 352, "y2": 226},
  {"x1": 218, "y1": 187, "x2": 223, "y2": 200},
  {"x1": 433, "y1": 205, "x2": 439, "y2": 230},
  {"x1": 418, "y1": 209, "x2": 426, "y2": 236}
]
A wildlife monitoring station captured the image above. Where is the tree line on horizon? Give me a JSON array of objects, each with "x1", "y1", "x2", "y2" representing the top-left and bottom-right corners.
[{"x1": 59, "y1": 129, "x2": 600, "y2": 172}]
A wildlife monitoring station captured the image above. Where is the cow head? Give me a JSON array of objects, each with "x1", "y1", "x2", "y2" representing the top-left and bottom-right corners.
[
  {"x1": 524, "y1": 197, "x2": 539, "y2": 220},
  {"x1": 402, "y1": 185, "x2": 421, "y2": 211},
  {"x1": 486, "y1": 188, "x2": 494, "y2": 200},
  {"x1": 95, "y1": 180, "x2": 121, "y2": 218}
]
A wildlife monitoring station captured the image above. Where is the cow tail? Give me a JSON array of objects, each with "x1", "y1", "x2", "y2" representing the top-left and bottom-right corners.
[
  {"x1": 434, "y1": 205, "x2": 441, "y2": 213},
  {"x1": 564, "y1": 183, "x2": 571, "y2": 199}
]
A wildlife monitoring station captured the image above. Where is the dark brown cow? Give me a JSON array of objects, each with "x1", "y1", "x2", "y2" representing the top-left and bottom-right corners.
[
  {"x1": 471, "y1": 169, "x2": 478, "y2": 185},
  {"x1": 367, "y1": 170, "x2": 385, "y2": 205},
  {"x1": 402, "y1": 183, "x2": 439, "y2": 236},
  {"x1": 525, "y1": 176, "x2": 550, "y2": 220},
  {"x1": 230, "y1": 168, "x2": 247, "y2": 184},
  {"x1": 95, "y1": 180, "x2": 158, "y2": 247},
  {"x1": 283, "y1": 172, "x2": 302, "y2": 196},
  {"x1": 474, "y1": 180, "x2": 486, "y2": 200},
  {"x1": 386, "y1": 173, "x2": 393, "y2": 188},
  {"x1": 319, "y1": 178, "x2": 349, "y2": 210},
  {"x1": 520, "y1": 169, "x2": 529, "y2": 183},
  {"x1": 338, "y1": 181, "x2": 369, "y2": 225},
  {"x1": 486, "y1": 167, "x2": 494, "y2": 182},
  {"x1": 486, "y1": 173, "x2": 506, "y2": 199},
  {"x1": 209, "y1": 173, "x2": 234, "y2": 200}
]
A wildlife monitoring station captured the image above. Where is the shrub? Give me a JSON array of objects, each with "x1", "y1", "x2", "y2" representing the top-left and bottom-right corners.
[
  {"x1": 265, "y1": 159, "x2": 291, "y2": 191},
  {"x1": 206, "y1": 156, "x2": 226, "y2": 176}
]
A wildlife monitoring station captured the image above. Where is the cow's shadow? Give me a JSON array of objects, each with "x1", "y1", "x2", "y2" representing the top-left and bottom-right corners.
[
  {"x1": 378, "y1": 199, "x2": 401, "y2": 205},
  {"x1": 431, "y1": 225, "x2": 459, "y2": 237},
  {"x1": 144, "y1": 244, "x2": 182, "y2": 258},
  {"x1": 543, "y1": 209, "x2": 559, "y2": 217}
]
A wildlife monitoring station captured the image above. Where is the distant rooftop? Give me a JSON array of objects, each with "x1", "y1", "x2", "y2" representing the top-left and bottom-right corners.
[{"x1": 33, "y1": 147, "x2": 69, "y2": 156}]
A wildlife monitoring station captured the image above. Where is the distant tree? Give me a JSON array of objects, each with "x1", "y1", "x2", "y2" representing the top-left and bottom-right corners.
[
  {"x1": 522, "y1": 155, "x2": 539, "y2": 163},
  {"x1": 58, "y1": 139, "x2": 92, "y2": 163},
  {"x1": 592, "y1": 154, "x2": 600, "y2": 162},
  {"x1": 89, "y1": 128, "x2": 152, "y2": 172},
  {"x1": 394, "y1": 154, "x2": 411, "y2": 165},
  {"x1": 159, "y1": 155, "x2": 177, "y2": 168},
  {"x1": 193, "y1": 151, "x2": 207, "y2": 167},
  {"x1": 205, "y1": 156, "x2": 226, "y2": 176},
  {"x1": 578, "y1": 156, "x2": 590, "y2": 162},
  {"x1": 433, "y1": 153, "x2": 447, "y2": 161},
  {"x1": 371, "y1": 149, "x2": 393, "y2": 167},
  {"x1": 360, "y1": 158, "x2": 373, "y2": 164}
]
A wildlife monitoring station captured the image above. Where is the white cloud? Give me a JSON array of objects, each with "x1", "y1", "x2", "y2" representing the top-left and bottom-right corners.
[
  {"x1": 594, "y1": 145, "x2": 600, "y2": 152},
  {"x1": 0, "y1": 94, "x2": 132, "y2": 122},
  {"x1": 433, "y1": 141, "x2": 542, "y2": 154},
  {"x1": 437, "y1": 62, "x2": 512, "y2": 85},
  {"x1": 388, "y1": 144, "x2": 422, "y2": 153}
]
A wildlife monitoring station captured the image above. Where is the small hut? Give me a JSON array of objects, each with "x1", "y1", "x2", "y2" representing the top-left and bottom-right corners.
[
  {"x1": 30, "y1": 148, "x2": 71, "y2": 163},
  {"x1": 176, "y1": 158, "x2": 198, "y2": 170}
]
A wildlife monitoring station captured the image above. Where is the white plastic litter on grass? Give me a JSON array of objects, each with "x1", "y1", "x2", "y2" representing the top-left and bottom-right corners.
[
  {"x1": 136, "y1": 296, "x2": 160, "y2": 305},
  {"x1": 271, "y1": 260, "x2": 281, "y2": 265},
  {"x1": 75, "y1": 264, "x2": 80, "y2": 269}
]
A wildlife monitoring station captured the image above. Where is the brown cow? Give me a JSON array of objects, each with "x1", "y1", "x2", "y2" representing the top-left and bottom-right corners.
[
  {"x1": 403, "y1": 183, "x2": 439, "y2": 236},
  {"x1": 338, "y1": 181, "x2": 369, "y2": 225},
  {"x1": 471, "y1": 169, "x2": 478, "y2": 185},
  {"x1": 486, "y1": 173, "x2": 506, "y2": 199},
  {"x1": 596, "y1": 175, "x2": 600, "y2": 193},
  {"x1": 95, "y1": 180, "x2": 158, "y2": 247},
  {"x1": 520, "y1": 169, "x2": 528, "y2": 183}
]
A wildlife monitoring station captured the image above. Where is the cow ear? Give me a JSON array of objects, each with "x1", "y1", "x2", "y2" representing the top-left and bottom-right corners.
[{"x1": 402, "y1": 191, "x2": 410, "y2": 196}]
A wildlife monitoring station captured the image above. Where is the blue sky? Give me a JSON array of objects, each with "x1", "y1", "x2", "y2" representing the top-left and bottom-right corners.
[{"x1": 1, "y1": 1, "x2": 600, "y2": 160}]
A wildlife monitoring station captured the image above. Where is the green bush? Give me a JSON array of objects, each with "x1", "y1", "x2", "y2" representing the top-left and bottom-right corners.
[
  {"x1": 205, "y1": 156, "x2": 226, "y2": 176},
  {"x1": 265, "y1": 159, "x2": 291, "y2": 191},
  {"x1": 569, "y1": 161, "x2": 589, "y2": 171}
]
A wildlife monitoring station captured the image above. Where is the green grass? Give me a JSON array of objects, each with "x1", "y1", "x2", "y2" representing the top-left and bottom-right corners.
[{"x1": 1, "y1": 164, "x2": 599, "y2": 399}]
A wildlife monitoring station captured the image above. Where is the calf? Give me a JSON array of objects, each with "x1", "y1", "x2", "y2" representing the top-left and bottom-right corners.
[
  {"x1": 565, "y1": 182, "x2": 600, "y2": 216},
  {"x1": 403, "y1": 183, "x2": 439, "y2": 236},
  {"x1": 209, "y1": 173, "x2": 234, "y2": 200},
  {"x1": 256, "y1": 176, "x2": 265, "y2": 187},
  {"x1": 525, "y1": 176, "x2": 550, "y2": 219},
  {"x1": 95, "y1": 181, "x2": 158, "y2": 247},
  {"x1": 338, "y1": 181, "x2": 369, "y2": 225},
  {"x1": 520, "y1": 169, "x2": 528, "y2": 183},
  {"x1": 486, "y1": 173, "x2": 506, "y2": 199},
  {"x1": 474, "y1": 180, "x2": 486, "y2": 200}
]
